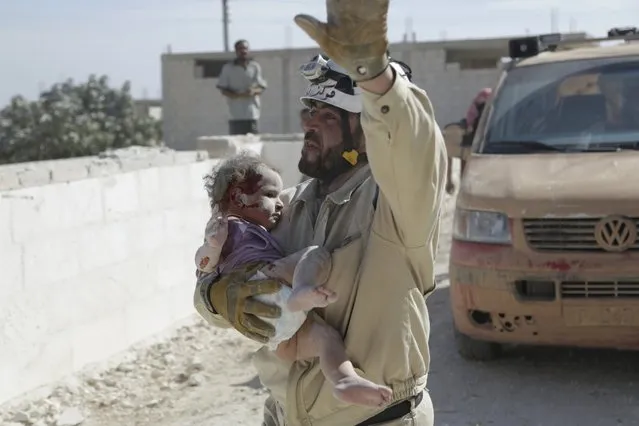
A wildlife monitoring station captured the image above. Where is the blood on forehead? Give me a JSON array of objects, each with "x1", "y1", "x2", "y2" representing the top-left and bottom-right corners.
[
  {"x1": 232, "y1": 165, "x2": 281, "y2": 196},
  {"x1": 234, "y1": 169, "x2": 262, "y2": 195}
]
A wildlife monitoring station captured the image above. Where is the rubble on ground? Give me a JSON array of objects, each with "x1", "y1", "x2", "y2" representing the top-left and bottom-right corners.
[{"x1": 0, "y1": 318, "x2": 263, "y2": 426}]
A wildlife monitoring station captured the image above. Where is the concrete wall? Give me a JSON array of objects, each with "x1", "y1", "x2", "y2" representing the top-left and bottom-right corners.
[
  {"x1": 0, "y1": 147, "x2": 216, "y2": 404},
  {"x1": 161, "y1": 41, "x2": 504, "y2": 150},
  {"x1": 196, "y1": 133, "x2": 305, "y2": 188}
]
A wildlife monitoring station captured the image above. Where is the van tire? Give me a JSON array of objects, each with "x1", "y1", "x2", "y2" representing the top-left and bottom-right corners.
[{"x1": 454, "y1": 329, "x2": 502, "y2": 361}]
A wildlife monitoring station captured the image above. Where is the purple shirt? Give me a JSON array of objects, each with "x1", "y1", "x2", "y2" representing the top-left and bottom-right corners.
[{"x1": 217, "y1": 216, "x2": 283, "y2": 275}]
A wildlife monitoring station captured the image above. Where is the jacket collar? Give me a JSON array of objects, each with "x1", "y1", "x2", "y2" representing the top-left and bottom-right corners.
[{"x1": 293, "y1": 164, "x2": 372, "y2": 207}]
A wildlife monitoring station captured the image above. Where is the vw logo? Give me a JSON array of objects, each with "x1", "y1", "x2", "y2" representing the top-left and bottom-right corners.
[{"x1": 594, "y1": 216, "x2": 637, "y2": 252}]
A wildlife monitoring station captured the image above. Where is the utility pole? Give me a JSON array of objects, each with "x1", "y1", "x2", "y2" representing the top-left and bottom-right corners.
[
  {"x1": 550, "y1": 7, "x2": 559, "y2": 33},
  {"x1": 222, "y1": 0, "x2": 230, "y2": 52}
]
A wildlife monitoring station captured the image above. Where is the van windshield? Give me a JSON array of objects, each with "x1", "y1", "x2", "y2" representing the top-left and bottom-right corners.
[{"x1": 483, "y1": 55, "x2": 639, "y2": 152}]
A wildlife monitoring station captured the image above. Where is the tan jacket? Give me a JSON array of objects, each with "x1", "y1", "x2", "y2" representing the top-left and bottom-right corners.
[{"x1": 194, "y1": 74, "x2": 447, "y2": 426}]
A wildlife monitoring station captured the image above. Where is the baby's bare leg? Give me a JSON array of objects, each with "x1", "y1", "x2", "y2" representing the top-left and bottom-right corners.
[
  {"x1": 296, "y1": 320, "x2": 393, "y2": 408},
  {"x1": 287, "y1": 246, "x2": 336, "y2": 312}
]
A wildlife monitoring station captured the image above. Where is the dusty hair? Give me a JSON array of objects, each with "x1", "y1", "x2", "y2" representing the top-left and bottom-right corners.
[{"x1": 203, "y1": 151, "x2": 277, "y2": 213}]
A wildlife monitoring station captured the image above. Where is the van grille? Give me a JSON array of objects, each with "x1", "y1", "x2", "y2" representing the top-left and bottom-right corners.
[
  {"x1": 522, "y1": 218, "x2": 639, "y2": 252},
  {"x1": 561, "y1": 280, "x2": 639, "y2": 298}
]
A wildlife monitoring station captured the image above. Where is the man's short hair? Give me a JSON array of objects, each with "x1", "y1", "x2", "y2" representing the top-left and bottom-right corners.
[{"x1": 234, "y1": 39, "x2": 248, "y2": 49}]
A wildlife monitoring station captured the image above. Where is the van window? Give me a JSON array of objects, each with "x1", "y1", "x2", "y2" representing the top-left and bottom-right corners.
[{"x1": 483, "y1": 56, "x2": 639, "y2": 151}]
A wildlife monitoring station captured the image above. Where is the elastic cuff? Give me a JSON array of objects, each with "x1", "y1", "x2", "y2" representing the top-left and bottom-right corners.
[{"x1": 360, "y1": 67, "x2": 412, "y2": 121}]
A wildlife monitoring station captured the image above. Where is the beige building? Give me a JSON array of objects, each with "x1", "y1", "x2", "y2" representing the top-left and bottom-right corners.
[{"x1": 161, "y1": 33, "x2": 587, "y2": 150}]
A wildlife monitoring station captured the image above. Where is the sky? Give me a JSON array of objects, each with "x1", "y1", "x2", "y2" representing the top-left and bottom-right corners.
[{"x1": 0, "y1": 0, "x2": 637, "y2": 105}]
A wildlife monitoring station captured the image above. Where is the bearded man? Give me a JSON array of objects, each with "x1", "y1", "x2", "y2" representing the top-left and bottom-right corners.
[{"x1": 194, "y1": 1, "x2": 447, "y2": 424}]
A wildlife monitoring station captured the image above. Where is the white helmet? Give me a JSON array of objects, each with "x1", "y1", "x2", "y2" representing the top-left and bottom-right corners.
[{"x1": 299, "y1": 54, "x2": 412, "y2": 114}]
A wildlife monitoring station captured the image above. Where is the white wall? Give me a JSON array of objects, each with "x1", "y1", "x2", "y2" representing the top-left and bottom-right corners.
[
  {"x1": 0, "y1": 139, "x2": 308, "y2": 405},
  {"x1": 196, "y1": 134, "x2": 305, "y2": 189},
  {"x1": 161, "y1": 42, "x2": 503, "y2": 150},
  {"x1": 0, "y1": 148, "x2": 217, "y2": 404}
]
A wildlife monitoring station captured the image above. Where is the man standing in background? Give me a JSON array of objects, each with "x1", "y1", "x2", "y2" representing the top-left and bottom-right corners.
[{"x1": 217, "y1": 39, "x2": 267, "y2": 135}]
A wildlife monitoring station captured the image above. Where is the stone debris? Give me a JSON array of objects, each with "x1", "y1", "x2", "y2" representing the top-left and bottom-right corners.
[
  {"x1": 55, "y1": 408, "x2": 84, "y2": 426},
  {"x1": 0, "y1": 318, "x2": 262, "y2": 426}
]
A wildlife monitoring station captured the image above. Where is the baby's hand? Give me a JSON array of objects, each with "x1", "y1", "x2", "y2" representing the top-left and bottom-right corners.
[
  {"x1": 205, "y1": 216, "x2": 229, "y2": 247},
  {"x1": 195, "y1": 216, "x2": 228, "y2": 273}
]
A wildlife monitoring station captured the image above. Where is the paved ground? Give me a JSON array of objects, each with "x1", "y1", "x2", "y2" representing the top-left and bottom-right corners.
[{"x1": 427, "y1": 281, "x2": 639, "y2": 426}]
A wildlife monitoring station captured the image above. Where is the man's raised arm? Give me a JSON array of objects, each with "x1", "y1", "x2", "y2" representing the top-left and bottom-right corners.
[
  {"x1": 359, "y1": 67, "x2": 447, "y2": 247},
  {"x1": 294, "y1": 0, "x2": 447, "y2": 248}
]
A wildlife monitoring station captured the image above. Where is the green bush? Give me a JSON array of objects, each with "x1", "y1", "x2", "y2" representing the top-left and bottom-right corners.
[{"x1": 0, "y1": 75, "x2": 162, "y2": 165}]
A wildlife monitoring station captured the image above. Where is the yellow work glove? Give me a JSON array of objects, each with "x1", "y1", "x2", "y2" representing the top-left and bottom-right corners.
[
  {"x1": 294, "y1": 0, "x2": 390, "y2": 82},
  {"x1": 209, "y1": 262, "x2": 284, "y2": 344}
]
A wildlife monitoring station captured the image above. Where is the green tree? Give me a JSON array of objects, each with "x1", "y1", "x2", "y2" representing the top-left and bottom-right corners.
[{"x1": 0, "y1": 75, "x2": 162, "y2": 164}]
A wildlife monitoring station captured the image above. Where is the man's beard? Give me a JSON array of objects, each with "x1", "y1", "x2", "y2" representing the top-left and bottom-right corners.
[{"x1": 298, "y1": 133, "x2": 351, "y2": 183}]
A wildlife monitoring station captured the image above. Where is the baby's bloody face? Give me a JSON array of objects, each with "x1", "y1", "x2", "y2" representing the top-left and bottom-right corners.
[{"x1": 237, "y1": 166, "x2": 284, "y2": 230}]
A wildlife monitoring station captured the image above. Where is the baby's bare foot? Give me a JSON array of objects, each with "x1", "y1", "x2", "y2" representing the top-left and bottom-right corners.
[
  {"x1": 333, "y1": 376, "x2": 393, "y2": 408},
  {"x1": 287, "y1": 285, "x2": 338, "y2": 311}
]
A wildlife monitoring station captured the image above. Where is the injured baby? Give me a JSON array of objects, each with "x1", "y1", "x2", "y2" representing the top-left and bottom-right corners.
[{"x1": 194, "y1": 152, "x2": 392, "y2": 408}]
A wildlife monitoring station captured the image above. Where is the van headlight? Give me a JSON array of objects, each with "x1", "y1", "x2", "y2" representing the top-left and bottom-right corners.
[{"x1": 453, "y1": 209, "x2": 512, "y2": 244}]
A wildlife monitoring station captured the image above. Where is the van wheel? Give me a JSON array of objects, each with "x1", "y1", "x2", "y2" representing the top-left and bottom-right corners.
[{"x1": 454, "y1": 329, "x2": 502, "y2": 361}]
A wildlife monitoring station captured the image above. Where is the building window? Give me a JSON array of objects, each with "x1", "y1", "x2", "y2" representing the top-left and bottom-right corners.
[
  {"x1": 445, "y1": 50, "x2": 500, "y2": 70},
  {"x1": 458, "y1": 58, "x2": 499, "y2": 70},
  {"x1": 194, "y1": 59, "x2": 228, "y2": 79}
]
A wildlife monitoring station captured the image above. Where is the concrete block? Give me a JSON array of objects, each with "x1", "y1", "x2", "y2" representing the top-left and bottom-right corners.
[
  {"x1": 77, "y1": 214, "x2": 166, "y2": 267},
  {"x1": 0, "y1": 169, "x2": 20, "y2": 191},
  {"x1": 0, "y1": 330, "x2": 73, "y2": 403},
  {"x1": 101, "y1": 172, "x2": 140, "y2": 222},
  {"x1": 123, "y1": 292, "x2": 177, "y2": 347},
  {"x1": 123, "y1": 213, "x2": 167, "y2": 255},
  {"x1": 10, "y1": 179, "x2": 104, "y2": 243},
  {"x1": 71, "y1": 311, "x2": 129, "y2": 371},
  {"x1": 0, "y1": 276, "x2": 77, "y2": 345},
  {"x1": 22, "y1": 232, "x2": 81, "y2": 290},
  {"x1": 117, "y1": 255, "x2": 161, "y2": 302},
  {"x1": 119, "y1": 152, "x2": 175, "y2": 172},
  {"x1": 261, "y1": 133, "x2": 304, "y2": 142},
  {"x1": 196, "y1": 150, "x2": 210, "y2": 161},
  {"x1": 163, "y1": 204, "x2": 209, "y2": 245},
  {"x1": 148, "y1": 151, "x2": 178, "y2": 167},
  {"x1": 87, "y1": 158, "x2": 121, "y2": 178},
  {"x1": 196, "y1": 135, "x2": 261, "y2": 158},
  {"x1": 17, "y1": 166, "x2": 51, "y2": 188},
  {"x1": 49, "y1": 158, "x2": 91, "y2": 183},
  {"x1": 155, "y1": 243, "x2": 199, "y2": 291},
  {"x1": 0, "y1": 193, "x2": 13, "y2": 244},
  {"x1": 0, "y1": 243, "x2": 23, "y2": 300},
  {"x1": 76, "y1": 222, "x2": 132, "y2": 272},
  {"x1": 261, "y1": 141, "x2": 304, "y2": 188},
  {"x1": 166, "y1": 283, "x2": 198, "y2": 321},
  {"x1": 157, "y1": 165, "x2": 191, "y2": 208},
  {"x1": 174, "y1": 151, "x2": 201, "y2": 165},
  {"x1": 136, "y1": 167, "x2": 162, "y2": 213},
  {"x1": 66, "y1": 267, "x2": 134, "y2": 326}
]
